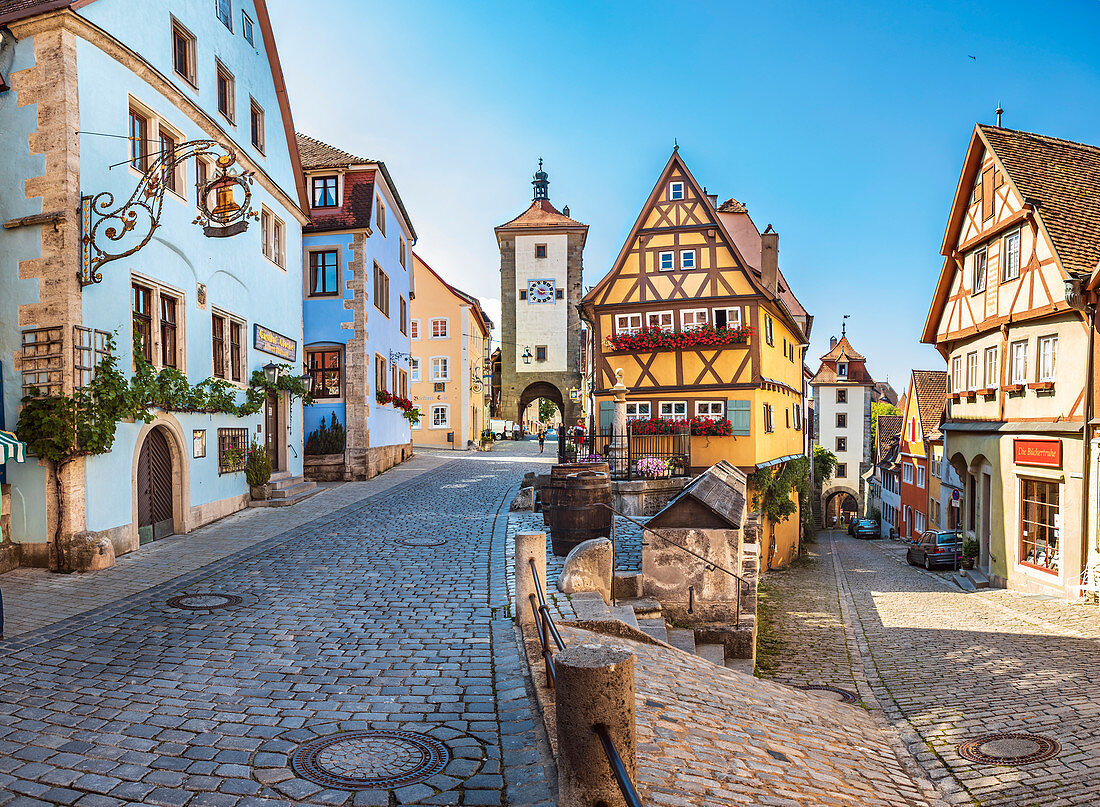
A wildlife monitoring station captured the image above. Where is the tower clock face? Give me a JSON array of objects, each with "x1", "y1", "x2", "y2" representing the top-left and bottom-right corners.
[{"x1": 527, "y1": 279, "x2": 555, "y2": 304}]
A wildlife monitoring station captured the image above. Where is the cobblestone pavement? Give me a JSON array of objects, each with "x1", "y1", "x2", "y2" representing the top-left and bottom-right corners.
[
  {"x1": 768, "y1": 529, "x2": 1100, "y2": 807},
  {"x1": 0, "y1": 445, "x2": 556, "y2": 806}
]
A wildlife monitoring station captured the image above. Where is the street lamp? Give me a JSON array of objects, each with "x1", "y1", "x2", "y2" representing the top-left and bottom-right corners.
[
  {"x1": 262, "y1": 362, "x2": 282, "y2": 385},
  {"x1": 300, "y1": 370, "x2": 314, "y2": 396},
  {"x1": 522, "y1": 347, "x2": 533, "y2": 365}
]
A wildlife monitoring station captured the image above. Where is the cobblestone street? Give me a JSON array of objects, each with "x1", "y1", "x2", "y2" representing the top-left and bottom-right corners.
[
  {"x1": 762, "y1": 530, "x2": 1100, "y2": 807},
  {"x1": 0, "y1": 443, "x2": 556, "y2": 807}
]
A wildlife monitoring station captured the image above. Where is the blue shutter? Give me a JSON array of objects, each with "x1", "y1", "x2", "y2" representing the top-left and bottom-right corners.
[
  {"x1": 599, "y1": 400, "x2": 614, "y2": 433},
  {"x1": 727, "y1": 400, "x2": 750, "y2": 436}
]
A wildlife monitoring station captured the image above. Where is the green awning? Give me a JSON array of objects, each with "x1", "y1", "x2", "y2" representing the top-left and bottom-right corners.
[{"x1": 0, "y1": 430, "x2": 26, "y2": 464}]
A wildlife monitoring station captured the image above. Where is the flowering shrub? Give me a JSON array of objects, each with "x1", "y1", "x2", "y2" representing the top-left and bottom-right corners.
[
  {"x1": 635, "y1": 456, "x2": 671, "y2": 479},
  {"x1": 606, "y1": 324, "x2": 752, "y2": 352},
  {"x1": 629, "y1": 417, "x2": 733, "y2": 436}
]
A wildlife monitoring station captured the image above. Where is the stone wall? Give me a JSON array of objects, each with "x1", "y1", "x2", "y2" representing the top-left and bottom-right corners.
[
  {"x1": 344, "y1": 231, "x2": 370, "y2": 479},
  {"x1": 612, "y1": 477, "x2": 690, "y2": 518}
]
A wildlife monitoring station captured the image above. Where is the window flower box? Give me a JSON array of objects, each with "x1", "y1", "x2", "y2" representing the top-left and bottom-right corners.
[
  {"x1": 1001, "y1": 383, "x2": 1024, "y2": 393},
  {"x1": 606, "y1": 324, "x2": 752, "y2": 353},
  {"x1": 629, "y1": 416, "x2": 733, "y2": 436},
  {"x1": 1027, "y1": 381, "x2": 1054, "y2": 391},
  {"x1": 977, "y1": 387, "x2": 997, "y2": 396}
]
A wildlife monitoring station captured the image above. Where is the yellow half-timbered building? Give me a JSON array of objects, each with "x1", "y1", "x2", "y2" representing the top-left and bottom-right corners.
[{"x1": 580, "y1": 150, "x2": 813, "y2": 568}]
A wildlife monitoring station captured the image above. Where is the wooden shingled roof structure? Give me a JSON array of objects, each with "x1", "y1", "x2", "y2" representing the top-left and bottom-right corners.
[
  {"x1": 646, "y1": 461, "x2": 747, "y2": 530},
  {"x1": 911, "y1": 370, "x2": 947, "y2": 440}
]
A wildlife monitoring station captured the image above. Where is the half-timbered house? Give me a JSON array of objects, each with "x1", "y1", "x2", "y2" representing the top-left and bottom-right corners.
[
  {"x1": 580, "y1": 149, "x2": 812, "y2": 569},
  {"x1": 923, "y1": 124, "x2": 1100, "y2": 598}
]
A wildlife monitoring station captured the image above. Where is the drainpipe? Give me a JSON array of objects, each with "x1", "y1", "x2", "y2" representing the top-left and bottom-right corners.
[{"x1": 1065, "y1": 276, "x2": 1095, "y2": 576}]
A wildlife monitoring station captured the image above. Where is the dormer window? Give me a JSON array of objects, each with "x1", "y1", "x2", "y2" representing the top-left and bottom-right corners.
[
  {"x1": 312, "y1": 176, "x2": 338, "y2": 207},
  {"x1": 669, "y1": 181, "x2": 685, "y2": 201},
  {"x1": 837, "y1": 362, "x2": 848, "y2": 378}
]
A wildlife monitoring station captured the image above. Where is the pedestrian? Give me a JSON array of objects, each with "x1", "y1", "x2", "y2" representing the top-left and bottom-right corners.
[
  {"x1": 573, "y1": 421, "x2": 585, "y2": 453},
  {"x1": 831, "y1": 514, "x2": 837, "y2": 530},
  {"x1": 538, "y1": 430, "x2": 545, "y2": 453}
]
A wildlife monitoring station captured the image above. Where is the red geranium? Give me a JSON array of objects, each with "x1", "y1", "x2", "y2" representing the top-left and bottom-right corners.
[{"x1": 606, "y1": 324, "x2": 752, "y2": 353}]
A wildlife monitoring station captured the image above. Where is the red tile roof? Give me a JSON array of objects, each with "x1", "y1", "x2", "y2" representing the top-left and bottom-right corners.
[
  {"x1": 876, "y1": 414, "x2": 904, "y2": 461},
  {"x1": 0, "y1": 0, "x2": 70, "y2": 24},
  {"x1": 304, "y1": 170, "x2": 375, "y2": 234},
  {"x1": 911, "y1": 370, "x2": 947, "y2": 439},
  {"x1": 296, "y1": 133, "x2": 372, "y2": 170},
  {"x1": 819, "y1": 336, "x2": 866, "y2": 362},
  {"x1": 718, "y1": 198, "x2": 747, "y2": 213},
  {"x1": 980, "y1": 125, "x2": 1100, "y2": 277},
  {"x1": 496, "y1": 199, "x2": 587, "y2": 232}
]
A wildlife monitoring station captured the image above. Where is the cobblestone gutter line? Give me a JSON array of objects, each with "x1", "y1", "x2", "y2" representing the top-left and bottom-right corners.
[{"x1": 829, "y1": 536, "x2": 959, "y2": 807}]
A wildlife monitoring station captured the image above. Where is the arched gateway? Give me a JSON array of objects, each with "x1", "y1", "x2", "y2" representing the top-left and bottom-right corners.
[{"x1": 494, "y1": 161, "x2": 586, "y2": 429}]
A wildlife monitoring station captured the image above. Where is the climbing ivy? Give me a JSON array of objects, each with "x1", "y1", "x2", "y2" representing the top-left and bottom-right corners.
[{"x1": 749, "y1": 456, "x2": 810, "y2": 526}]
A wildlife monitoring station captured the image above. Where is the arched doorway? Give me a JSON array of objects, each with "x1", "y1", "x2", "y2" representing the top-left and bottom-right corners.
[
  {"x1": 137, "y1": 427, "x2": 175, "y2": 545},
  {"x1": 824, "y1": 490, "x2": 858, "y2": 529},
  {"x1": 518, "y1": 382, "x2": 567, "y2": 432}
]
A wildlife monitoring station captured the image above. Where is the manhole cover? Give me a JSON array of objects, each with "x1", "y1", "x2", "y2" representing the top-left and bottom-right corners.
[
  {"x1": 795, "y1": 685, "x2": 859, "y2": 704},
  {"x1": 291, "y1": 730, "x2": 449, "y2": 790},
  {"x1": 957, "y1": 733, "x2": 1061, "y2": 765},
  {"x1": 396, "y1": 537, "x2": 446, "y2": 547},
  {"x1": 166, "y1": 593, "x2": 243, "y2": 611}
]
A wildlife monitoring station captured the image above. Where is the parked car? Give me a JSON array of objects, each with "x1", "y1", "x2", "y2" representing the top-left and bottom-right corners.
[
  {"x1": 906, "y1": 530, "x2": 963, "y2": 570},
  {"x1": 853, "y1": 519, "x2": 879, "y2": 539}
]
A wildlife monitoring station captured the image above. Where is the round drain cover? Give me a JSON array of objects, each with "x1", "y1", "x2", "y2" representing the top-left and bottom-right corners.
[
  {"x1": 396, "y1": 537, "x2": 446, "y2": 547},
  {"x1": 166, "y1": 593, "x2": 243, "y2": 611},
  {"x1": 795, "y1": 685, "x2": 859, "y2": 704},
  {"x1": 957, "y1": 733, "x2": 1060, "y2": 765},
  {"x1": 291, "y1": 730, "x2": 449, "y2": 790}
]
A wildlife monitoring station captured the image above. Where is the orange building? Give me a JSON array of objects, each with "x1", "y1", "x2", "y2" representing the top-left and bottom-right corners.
[{"x1": 409, "y1": 254, "x2": 493, "y2": 449}]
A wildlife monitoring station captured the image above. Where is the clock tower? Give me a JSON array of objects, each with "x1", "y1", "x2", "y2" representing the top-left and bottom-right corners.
[{"x1": 495, "y1": 161, "x2": 587, "y2": 428}]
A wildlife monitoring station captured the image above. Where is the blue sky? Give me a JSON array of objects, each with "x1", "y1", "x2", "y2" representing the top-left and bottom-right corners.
[{"x1": 267, "y1": 0, "x2": 1100, "y2": 390}]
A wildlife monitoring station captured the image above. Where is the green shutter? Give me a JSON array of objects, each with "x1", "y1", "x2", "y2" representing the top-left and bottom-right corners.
[
  {"x1": 599, "y1": 401, "x2": 614, "y2": 433},
  {"x1": 727, "y1": 399, "x2": 750, "y2": 436}
]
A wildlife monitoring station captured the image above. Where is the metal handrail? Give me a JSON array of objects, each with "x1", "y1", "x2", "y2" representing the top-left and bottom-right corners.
[
  {"x1": 529, "y1": 558, "x2": 566, "y2": 687},
  {"x1": 594, "y1": 723, "x2": 643, "y2": 807},
  {"x1": 595, "y1": 501, "x2": 749, "y2": 626}
]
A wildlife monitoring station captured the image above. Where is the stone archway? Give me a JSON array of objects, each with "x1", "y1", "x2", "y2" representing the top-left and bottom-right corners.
[
  {"x1": 517, "y1": 382, "x2": 569, "y2": 431},
  {"x1": 824, "y1": 488, "x2": 859, "y2": 529}
]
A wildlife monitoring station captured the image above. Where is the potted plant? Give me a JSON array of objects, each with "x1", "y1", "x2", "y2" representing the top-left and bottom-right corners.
[
  {"x1": 961, "y1": 537, "x2": 979, "y2": 570},
  {"x1": 246, "y1": 440, "x2": 272, "y2": 499}
]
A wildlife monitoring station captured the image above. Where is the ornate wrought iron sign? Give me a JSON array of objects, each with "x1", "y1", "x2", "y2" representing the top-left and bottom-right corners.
[{"x1": 79, "y1": 141, "x2": 257, "y2": 287}]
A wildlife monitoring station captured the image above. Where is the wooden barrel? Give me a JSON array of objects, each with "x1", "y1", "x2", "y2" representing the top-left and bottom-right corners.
[
  {"x1": 549, "y1": 470, "x2": 612, "y2": 556},
  {"x1": 542, "y1": 462, "x2": 609, "y2": 524}
]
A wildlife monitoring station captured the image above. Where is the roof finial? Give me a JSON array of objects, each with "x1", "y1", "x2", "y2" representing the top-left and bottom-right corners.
[
  {"x1": 532, "y1": 158, "x2": 549, "y2": 201},
  {"x1": 842, "y1": 313, "x2": 850, "y2": 338},
  {"x1": 673, "y1": 138, "x2": 679, "y2": 152},
  {"x1": 996, "y1": 102, "x2": 1004, "y2": 128}
]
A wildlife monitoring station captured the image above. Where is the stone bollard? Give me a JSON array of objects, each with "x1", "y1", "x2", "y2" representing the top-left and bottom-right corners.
[
  {"x1": 555, "y1": 643, "x2": 637, "y2": 807},
  {"x1": 515, "y1": 531, "x2": 547, "y2": 626}
]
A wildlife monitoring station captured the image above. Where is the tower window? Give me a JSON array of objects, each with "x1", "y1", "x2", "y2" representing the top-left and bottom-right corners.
[
  {"x1": 536, "y1": 346, "x2": 547, "y2": 362},
  {"x1": 535, "y1": 244, "x2": 547, "y2": 258},
  {"x1": 669, "y1": 181, "x2": 685, "y2": 200}
]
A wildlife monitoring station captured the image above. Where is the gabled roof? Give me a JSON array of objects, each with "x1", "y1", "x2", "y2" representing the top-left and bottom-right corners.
[
  {"x1": 1, "y1": 0, "x2": 310, "y2": 214},
  {"x1": 809, "y1": 336, "x2": 873, "y2": 385},
  {"x1": 872, "y1": 381, "x2": 899, "y2": 406},
  {"x1": 412, "y1": 253, "x2": 493, "y2": 336},
  {"x1": 297, "y1": 132, "x2": 417, "y2": 242},
  {"x1": 718, "y1": 198, "x2": 747, "y2": 213},
  {"x1": 495, "y1": 198, "x2": 588, "y2": 238},
  {"x1": 978, "y1": 125, "x2": 1100, "y2": 277},
  {"x1": 911, "y1": 370, "x2": 947, "y2": 440},
  {"x1": 876, "y1": 415, "x2": 904, "y2": 462}
]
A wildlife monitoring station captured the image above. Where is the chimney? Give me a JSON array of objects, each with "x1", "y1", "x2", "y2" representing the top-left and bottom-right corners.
[
  {"x1": 830, "y1": 336, "x2": 838, "y2": 349},
  {"x1": 760, "y1": 225, "x2": 779, "y2": 298},
  {"x1": 707, "y1": 193, "x2": 718, "y2": 208}
]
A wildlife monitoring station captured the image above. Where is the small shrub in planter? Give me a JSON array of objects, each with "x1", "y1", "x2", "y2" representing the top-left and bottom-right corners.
[
  {"x1": 635, "y1": 456, "x2": 671, "y2": 479},
  {"x1": 305, "y1": 412, "x2": 346, "y2": 455},
  {"x1": 246, "y1": 440, "x2": 272, "y2": 498},
  {"x1": 962, "y1": 537, "x2": 979, "y2": 569}
]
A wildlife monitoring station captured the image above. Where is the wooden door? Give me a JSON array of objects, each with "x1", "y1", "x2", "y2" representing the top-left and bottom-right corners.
[
  {"x1": 137, "y1": 428, "x2": 174, "y2": 544},
  {"x1": 265, "y1": 391, "x2": 282, "y2": 471}
]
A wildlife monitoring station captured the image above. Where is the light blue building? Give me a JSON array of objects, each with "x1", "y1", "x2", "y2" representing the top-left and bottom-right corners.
[
  {"x1": 297, "y1": 134, "x2": 415, "y2": 480},
  {"x1": 0, "y1": 0, "x2": 310, "y2": 567}
]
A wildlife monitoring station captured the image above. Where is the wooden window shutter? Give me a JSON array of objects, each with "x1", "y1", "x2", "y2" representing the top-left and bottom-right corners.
[
  {"x1": 599, "y1": 400, "x2": 614, "y2": 433},
  {"x1": 727, "y1": 399, "x2": 750, "y2": 435},
  {"x1": 981, "y1": 168, "x2": 994, "y2": 221}
]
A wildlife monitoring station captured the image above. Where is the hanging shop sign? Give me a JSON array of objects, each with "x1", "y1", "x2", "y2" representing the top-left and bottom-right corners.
[
  {"x1": 1013, "y1": 438, "x2": 1062, "y2": 469},
  {"x1": 254, "y1": 324, "x2": 297, "y2": 362}
]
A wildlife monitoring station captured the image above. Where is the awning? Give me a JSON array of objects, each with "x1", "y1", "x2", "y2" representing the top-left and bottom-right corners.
[{"x1": 0, "y1": 430, "x2": 26, "y2": 464}]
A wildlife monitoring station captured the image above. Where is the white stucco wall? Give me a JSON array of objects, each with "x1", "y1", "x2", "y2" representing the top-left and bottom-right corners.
[
  {"x1": 815, "y1": 383, "x2": 870, "y2": 489},
  {"x1": 514, "y1": 233, "x2": 568, "y2": 373}
]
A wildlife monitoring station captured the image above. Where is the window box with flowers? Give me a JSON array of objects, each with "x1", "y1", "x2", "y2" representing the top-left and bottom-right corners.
[
  {"x1": 629, "y1": 416, "x2": 733, "y2": 436},
  {"x1": 606, "y1": 324, "x2": 751, "y2": 353},
  {"x1": 376, "y1": 390, "x2": 422, "y2": 426}
]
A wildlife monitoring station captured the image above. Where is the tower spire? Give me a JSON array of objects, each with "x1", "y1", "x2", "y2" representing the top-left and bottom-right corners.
[
  {"x1": 842, "y1": 314, "x2": 850, "y2": 338},
  {"x1": 532, "y1": 158, "x2": 549, "y2": 201}
]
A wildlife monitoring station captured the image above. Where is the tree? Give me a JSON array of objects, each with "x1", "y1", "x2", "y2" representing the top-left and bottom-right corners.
[
  {"x1": 538, "y1": 398, "x2": 558, "y2": 424},
  {"x1": 870, "y1": 401, "x2": 902, "y2": 446},
  {"x1": 813, "y1": 444, "x2": 839, "y2": 486}
]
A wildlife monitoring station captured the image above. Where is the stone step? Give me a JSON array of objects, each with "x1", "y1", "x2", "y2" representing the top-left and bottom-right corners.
[
  {"x1": 618, "y1": 597, "x2": 663, "y2": 620},
  {"x1": 953, "y1": 574, "x2": 977, "y2": 592},
  {"x1": 249, "y1": 486, "x2": 321, "y2": 508},
  {"x1": 724, "y1": 657, "x2": 755, "y2": 676},
  {"x1": 696, "y1": 643, "x2": 726, "y2": 666},
  {"x1": 271, "y1": 474, "x2": 309, "y2": 490},
  {"x1": 666, "y1": 628, "x2": 696, "y2": 655},
  {"x1": 964, "y1": 568, "x2": 990, "y2": 588},
  {"x1": 571, "y1": 591, "x2": 639, "y2": 628},
  {"x1": 610, "y1": 605, "x2": 639, "y2": 628},
  {"x1": 637, "y1": 618, "x2": 668, "y2": 644},
  {"x1": 270, "y1": 480, "x2": 317, "y2": 499},
  {"x1": 269, "y1": 470, "x2": 292, "y2": 482}
]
